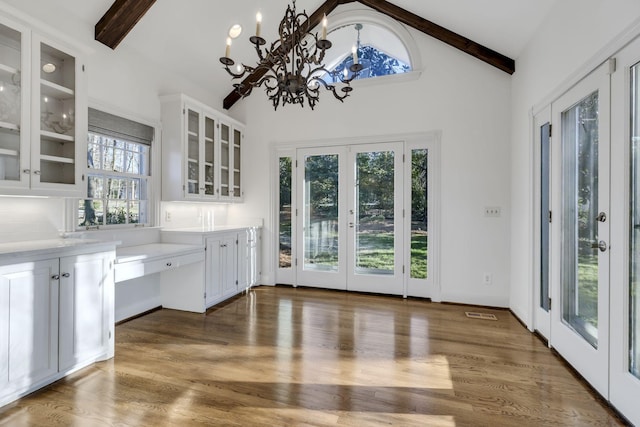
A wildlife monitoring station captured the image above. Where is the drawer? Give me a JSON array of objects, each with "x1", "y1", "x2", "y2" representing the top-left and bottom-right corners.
[{"x1": 115, "y1": 251, "x2": 204, "y2": 283}]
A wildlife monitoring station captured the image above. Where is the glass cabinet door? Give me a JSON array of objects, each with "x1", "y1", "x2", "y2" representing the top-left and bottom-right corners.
[
  {"x1": 204, "y1": 115, "x2": 216, "y2": 196},
  {"x1": 220, "y1": 123, "x2": 230, "y2": 197},
  {"x1": 0, "y1": 20, "x2": 26, "y2": 186},
  {"x1": 232, "y1": 127, "x2": 241, "y2": 199},
  {"x1": 36, "y1": 40, "x2": 77, "y2": 186},
  {"x1": 185, "y1": 108, "x2": 200, "y2": 196}
]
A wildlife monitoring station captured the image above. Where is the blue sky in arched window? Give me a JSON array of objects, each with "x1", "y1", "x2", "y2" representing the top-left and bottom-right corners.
[{"x1": 328, "y1": 45, "x2": 411, "y2": 82}]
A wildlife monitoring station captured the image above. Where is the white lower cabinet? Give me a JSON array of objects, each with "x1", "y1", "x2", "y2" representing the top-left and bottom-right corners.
[
  {"x1": 0, "y1": 259, "x2": 60, "y2": 402},
  {"x1": 59, "y1": 252, "x2": 113, "y2": 372},
  {"x1": 0, "y1": 246, "x2": 115, "y2": 407},
  {"x1": 205, "y1": 233, "x2": 238, "y2": 307},
  {"x1": 163, "y1": 227, "x2": 261, "y2": 309}
]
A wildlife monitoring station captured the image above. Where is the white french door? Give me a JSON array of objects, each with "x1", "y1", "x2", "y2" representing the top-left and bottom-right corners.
[
  {"x1": 283, "y1": 137, "x2": 438, "y2": 298},
  {"x1": 295, "y1": 146, "x2": 348, "y2": 290},
  {"x1": 609, "y1": 37, "x2": 640, "y2": 424},
  {"x1": 550, "y1": 62, "x2": 611, "y2": 397},
  {"x1": 346, "y1": 143, "x2": 404, "y2": 294}
]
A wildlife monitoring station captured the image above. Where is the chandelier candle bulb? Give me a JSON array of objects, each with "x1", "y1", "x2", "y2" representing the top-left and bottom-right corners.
[
  {"x1": 256, "y1": 12, "x2": 262, "y2": 38},
  {"x1": 321, "y1": 15, "x2": 327, "y2": 40},
  {"x1": 352, "y1": 45, "x2": 358, "y2": 65},
  {"x1": 225, "y1": 37, "x2": 231, "y2": 58}
]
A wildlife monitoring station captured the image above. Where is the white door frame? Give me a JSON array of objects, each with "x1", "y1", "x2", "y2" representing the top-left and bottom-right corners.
[{"x1": 271, "y1": 132, "x2": 440, "y2": 300}]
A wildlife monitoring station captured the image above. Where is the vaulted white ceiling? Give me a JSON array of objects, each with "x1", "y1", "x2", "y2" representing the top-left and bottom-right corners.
[{"x1": 5, "y1": 0, "x2": 559, "y2": 101}]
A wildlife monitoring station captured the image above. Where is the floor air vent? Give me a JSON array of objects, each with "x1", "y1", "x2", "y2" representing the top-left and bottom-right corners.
[{"x1": 465, "y1": 311, "x2": 498, "y2": 321}]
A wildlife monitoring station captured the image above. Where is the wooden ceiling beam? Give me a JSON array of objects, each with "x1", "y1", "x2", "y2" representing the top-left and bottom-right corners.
[
  {"x1": 95, "y1": 0, "x2": 157, "y2": 49},
  {"x1": 223, "y1": 0, "x2": 354, "y2": 110},
  {"x1": 223, "y1": 0, "x2": 515, "y2": 110},
  {"x1": 355, "y1": 0, "x2": 515, "y2": 75}
]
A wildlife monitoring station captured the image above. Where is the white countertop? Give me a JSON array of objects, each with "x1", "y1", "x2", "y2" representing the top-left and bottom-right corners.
[
  {"x1": 161, "y1": 225, "x2": 261, "y2": 234},
  {"x1": 115, "y1": 243, "x2": 204, "y2": 264},
  {"x1": 0, "y1": 238, "x2": 119, "y2": 264}
]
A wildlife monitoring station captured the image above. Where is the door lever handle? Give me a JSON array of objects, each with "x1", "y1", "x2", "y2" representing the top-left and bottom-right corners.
[{"x1": 596, "y1": 212, "x2": 607, "y2": 222}]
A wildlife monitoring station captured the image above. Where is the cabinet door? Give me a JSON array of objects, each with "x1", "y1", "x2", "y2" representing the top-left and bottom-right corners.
[
  {"x1": 31, "y1": 34, "x2": 85, "y2": 195},
  {"x1": 185, "y1": 106, "x2": 202, "y2": 197},
  {"x1": 203, "y1": 113, "x2": 217, "y2": 198},
  {"x1": 231, "y1": 126, "x2": 242, "y2": 200},
  {"x1": 205, "y1": 236, "x2": 223, "y2": 306},
  {"x1": 221, "y1": 234, "x2": 238, "y2": 298},
  {"x1": 0, "y1": 17, "x2": 30, "y2": 190},
  {"x1": 219, "y1": 123, "x2": 231, "y2": 198},
  {"x1": 0, "y1": 259, "x2": 59, "y2": 400},
  {"x1": 58, "y1": 252, "x2": 111, "y2": 371}
]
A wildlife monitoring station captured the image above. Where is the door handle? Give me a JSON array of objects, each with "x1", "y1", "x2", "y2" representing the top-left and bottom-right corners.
[
  {"x1": 590, "y1": 240, "x2": 607, "y2": 252},
  {"x1": 348, "y1": 222, "x2": 354, "y2": 228},
  {"x1": 596, "y1": 212, "x2": 607, "y2": 222}
]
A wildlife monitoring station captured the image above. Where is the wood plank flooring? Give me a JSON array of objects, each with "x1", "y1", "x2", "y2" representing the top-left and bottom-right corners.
[{"x1": 0, "y1": 286, "x2": 629, "y2": 426}]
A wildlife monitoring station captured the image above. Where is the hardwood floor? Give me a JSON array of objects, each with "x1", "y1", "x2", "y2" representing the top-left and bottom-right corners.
[{"x1": 0, "y1": 286, "x2": 628, "y2": 426}]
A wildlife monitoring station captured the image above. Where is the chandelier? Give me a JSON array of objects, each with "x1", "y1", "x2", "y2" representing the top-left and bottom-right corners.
[{"x1": 219, "y1": 0, "x2": 363, "y2": 110}]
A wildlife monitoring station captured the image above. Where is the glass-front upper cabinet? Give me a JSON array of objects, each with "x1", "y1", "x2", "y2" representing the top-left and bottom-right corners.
[
  {"x1": 161, "y1": 94, "x2": 244, "y2": 202},
  {"x1": 0, "y1": 18, "x2": 28, "y2": 189},
  {"x1": 0, "y1": 18, "x2": 85, "y2": 196},
  {"x1": 184, "y1": 105, "x2": 217, "y2": 198},
  {"x1": 219, "y1": 121, "x2": 243, "y2": 201},
  {"x1": 32, "y1": 35, "x2": 84, "y2": 192}
]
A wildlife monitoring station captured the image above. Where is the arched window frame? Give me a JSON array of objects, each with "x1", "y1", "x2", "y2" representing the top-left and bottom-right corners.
[{"x1": 324, "y1": 5, "x2": 423, "y2": 86}]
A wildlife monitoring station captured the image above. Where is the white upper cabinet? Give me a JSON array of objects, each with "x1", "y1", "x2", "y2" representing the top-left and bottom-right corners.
[
  {"x1": 0, "y1": 14, "x2": 86, "y2": 196},
  {"x1": 161, "y1": 94, "x2": 244, "y2": 202}
]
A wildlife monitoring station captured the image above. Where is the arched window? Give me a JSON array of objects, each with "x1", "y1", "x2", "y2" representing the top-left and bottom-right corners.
[{"x1": 323, "y1": 20, "x2": 413, "y2": 83}]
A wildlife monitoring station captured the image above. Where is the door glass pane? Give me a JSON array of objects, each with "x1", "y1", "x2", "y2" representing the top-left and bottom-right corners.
[
  {"x1": 355, "y1": 151, "x2": 394, "y2": 275},
  {"x1": 411, "y1": 149, "x2": 428, "y2": 279},
  {"x1": 187, "y1": 109, "x2": 199, "y2": 195},
  {"x1": 279, "y1": 157, "x2": 292, "y2": 269},
  {"x1": 630, "y1": 63, "x2": 640, "y2": 379},
  {"x1": 541, "y1": 123, "x2": 551, "y2": 311},
  {"x1": 561, "y1": 91, "x2": 599, "y2": 348},
  {"x1": 220, "y1": 124, "x2": 230, "y2": 197},
  {"x1": 39, "y1": 42, "x2": 76, "y2": 185},
  {"x1": 304, "y1": 154, "x2": 339, "y2": 272},
  {"x1": 204, "y1": 116, "x2": 215, "y2": 195},
  {"x1": 0, "y1": 23, "x2": 22, "y2": 181}
]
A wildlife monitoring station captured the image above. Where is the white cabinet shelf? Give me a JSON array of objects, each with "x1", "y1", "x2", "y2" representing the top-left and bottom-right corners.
[
  {"x1": 41, "y1": 130, "x2": 74, "y2": 142},
  {"x1": 40, "y1": 154, "x2": 74, "y2": 164},
  {"x1": 0, "y1": 148, "x2": 18, "y2": 157},
  {"x1": 0, "y1": 63, "x2": 18, "y2": 81},
  {"x1": 40, "y1": 79, "x2": 74, "y2": 99},
  {"x1": 0, "y1": 121, "x2": 19, "y2": 132}
]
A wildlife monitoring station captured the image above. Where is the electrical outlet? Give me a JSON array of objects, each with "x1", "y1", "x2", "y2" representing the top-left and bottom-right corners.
[
  {"x1": 483, "y1": 272, "x2": 492, "y2": 286},
  {"x1": 165, "y1": 211, "x2": 172, "y2": 222},
  {"x1": 484, "y1": 206, "x2": 501, "y2": 217}
]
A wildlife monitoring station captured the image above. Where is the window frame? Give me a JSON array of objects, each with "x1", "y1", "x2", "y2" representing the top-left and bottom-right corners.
[{"x1": 74, "y1": 103, "x2": 160, "y2": 231}]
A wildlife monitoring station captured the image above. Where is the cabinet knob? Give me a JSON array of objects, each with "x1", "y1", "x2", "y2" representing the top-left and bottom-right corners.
[
  {"x1": 51, "y1": 274, "x2": 60, "y2": 280},
  {"x1": 166, "y1": 262, "x2": 172, "y2": 267},
  {"x1": 61, "y1": 272, "x2": 70, "y2": 278}
]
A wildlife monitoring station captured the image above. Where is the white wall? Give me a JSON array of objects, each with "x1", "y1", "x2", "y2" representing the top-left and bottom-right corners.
[
  {"x1": 510, "y1": 0, "x2": 640, "y2": 324},
  {"x1": 231, "y1": 27, "x2": 513, "y2": 307}
]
